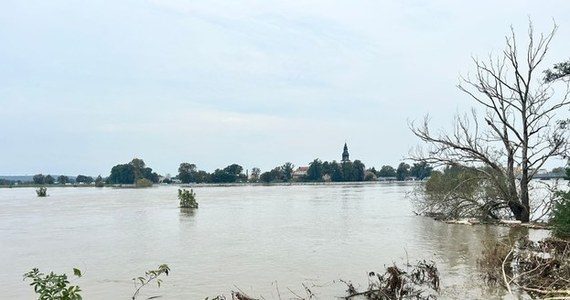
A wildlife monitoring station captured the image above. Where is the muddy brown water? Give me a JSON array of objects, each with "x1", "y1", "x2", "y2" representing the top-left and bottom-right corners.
[{"x1": 0, "y1": 183, "x2": 547, "y2": 299}]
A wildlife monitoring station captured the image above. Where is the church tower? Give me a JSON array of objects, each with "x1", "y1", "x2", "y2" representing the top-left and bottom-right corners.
[{"x1": 342, "y1": 142, "x2": 350, "y2": 163}]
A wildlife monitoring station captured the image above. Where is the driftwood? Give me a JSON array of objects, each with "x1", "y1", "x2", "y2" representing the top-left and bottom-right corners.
[
  {"x1": 341, "y1": 260, "x2": 440, "y2": 300},
  {"x1": 479, "y1": 237, "x2": 570, "y2": 299}
]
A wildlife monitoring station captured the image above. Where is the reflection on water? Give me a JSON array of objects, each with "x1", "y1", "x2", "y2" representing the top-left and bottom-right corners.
[{"x1": 0, "y1": 183, "x2": 549, "y2": 299}]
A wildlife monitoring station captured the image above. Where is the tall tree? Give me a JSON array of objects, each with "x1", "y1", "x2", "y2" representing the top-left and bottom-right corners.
[
  {"x1": 305, "y1": 159, "x2": 323, "y2": 181},
  {"x1": 281, "y1": 162, "x2": 295, "y2": 182},
  {"x1": 194, "y1": 170, "x2": 211, "y2": 183},
  {"x1": 44, "y1": 175, "x2": 55, "y2": 185},
  {"x1": 107, "y1": 164, "x2": 135, "y2": 184},
  {"x1": 341, "y1": 161, "x2": 354, "y2": 181},
  {"x1": 250, "y1": 167, "x2": 261, "y2": 182},
  {"x1": 76, "y1": 175, "x2": 94, "y2": 184},
  {"x1": 329, "y1": 161, "x2": 343, "y2": 182},
  {"x1": 260, "y1": 167, "x2": 283, "y2": 183},
  {"x1": 411, "y1": 22, "x2": 570, "y2": 222},
  {"x1": 223, "y1": 164, "x2": 243, "y2": 176},
  {"x1": 377, "y1": 165, "x2": 397, "y2": 178},
  {"x1": 396, "y1": 163, "x2": 410, "y2": 181},
  {"x1": 57, "y1": 175, "x2": 69, "y2": 185},
  {"x1": 178, "y1": 163, "x2": 197, "y2": 184},
  {"x1": 129, "y1": 158, "x2": 146, "y2": 180},
  {"x1": 352, "y1": 160, "x2": 366, "y2": 181},
  {"x1": 33, "y1": 174, "x2": 45, "y2": 184},
  {"x1": 410, "y1": 162, "x2": 433, "y2": 180}
]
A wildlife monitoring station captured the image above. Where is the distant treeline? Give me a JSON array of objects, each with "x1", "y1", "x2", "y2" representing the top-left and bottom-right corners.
[{"x1": 10, "y1": 158, "x2": 564, "y2": 187}]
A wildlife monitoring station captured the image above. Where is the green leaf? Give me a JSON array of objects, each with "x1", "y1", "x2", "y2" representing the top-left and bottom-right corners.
[{"x1": 73, "y1": 268, "x2": 82, "y2": 278}]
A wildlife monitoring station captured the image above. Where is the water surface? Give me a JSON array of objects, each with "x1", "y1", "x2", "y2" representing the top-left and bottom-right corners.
[{"x1": 0, "y1": 183, "x2": 547, "y2": 299}]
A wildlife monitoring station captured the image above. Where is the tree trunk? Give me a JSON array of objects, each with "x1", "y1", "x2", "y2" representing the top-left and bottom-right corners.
[{"x1": 520, "y1": 174, "x2": 530, "y2": 222}]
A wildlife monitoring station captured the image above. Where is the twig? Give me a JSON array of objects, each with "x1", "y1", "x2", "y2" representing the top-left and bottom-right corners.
[
  {"x1": 502, "y1": 247, "x2": 514, "y2": 294},
  {"x1": 287, "y1": 287, "x2": 305, "y2": 299},
  {"x1": 273, "y1": 281, "x2": 282, "y2": 300}
]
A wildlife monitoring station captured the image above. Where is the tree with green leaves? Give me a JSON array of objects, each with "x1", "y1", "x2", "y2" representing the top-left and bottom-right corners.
[
  {"x1": 377, "y1": 165, "x2": 397, "y2": 178},
  {"x1": 76, "y1": 175, "x2": 93, "y2": 184},
  {"x1": 33, "y1": 174, "x2": 45, "y2": 185},
  {"x1": 545, "y1": 59, "x2": 570, "y2": 82},
  {"x1": 129, "y1": 158, "x2": 146, "y2": 180},
  {"x1": 107, "y1": 164, "x2": 135, "y2": 184},
  {"x1": 396, "y1": 163, "x2": 410, "y2": 181},
  {"x1": 411, "y1": 165, "x2": 505, "y2": 220},
  {"x1": 410, "y1": 162, "x2": 433, "y2": 180},
  {"x1": 305, "y1": 159, "x2": 323, "y2": 181},
  {"x1": 250, "y1": 167, "x2": 261, "y2": 182},
  {"x1": 281, "y1": 162, "x2": 295, "y2": 182},
  {"x1": 329, "y1": 161, "x2": 343, "y2": 182},
  {"x1": 58, "y1": 175, "x2": 69, "y2": 185},
  {"x1": 260, "y1": 167, "x2": 283, "y2": 183},
  {"x1": 178, "y1": 189, "x2": 198, "y2": 208},
  {"x1": 193, "y1": 170, "x2": 211, "y2": 183},
  {"x1": 178, "y1": 163, "x2": 197, "y2": 184},
  {"x1": 44, "y1": 175, "x2": 55, "y2": 185},
  {"x1": 94, "y1": 175, "x2": 104, "y2": 187},
  {"x1": 352, "y1": 160, "x2": 366, "y2": 181}
]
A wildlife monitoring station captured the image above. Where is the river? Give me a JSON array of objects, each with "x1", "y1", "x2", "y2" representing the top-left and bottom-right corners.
[{"x1": 0, "y1": 183, "x2": 548, "y2": 299}]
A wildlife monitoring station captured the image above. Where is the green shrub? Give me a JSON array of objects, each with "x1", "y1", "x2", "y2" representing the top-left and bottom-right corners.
[
  {"x1": 178, "y1": 189, "x2": 198, "y2": 208},
  {"x1": 136, "y1": 178, "x2": 153, "y2": 188},
  {"x1": 552, "y1": 190, "x2": 570, "y2": 238},
  {"x1": 23, "y1": 268, "x2": 82, "y2": 300}
]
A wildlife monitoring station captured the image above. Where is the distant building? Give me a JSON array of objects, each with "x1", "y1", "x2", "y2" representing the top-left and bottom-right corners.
[
  {"x1": 342, "y1": 142, "x2": 350, "y2": 163},
  {"x1": 293, "y1": 166, "x2": 309, "y2": 180}
]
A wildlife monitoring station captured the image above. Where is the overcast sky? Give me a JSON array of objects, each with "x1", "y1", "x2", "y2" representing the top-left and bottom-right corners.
[{"x1": 1, "y1": 0, "x2": 569, "y2": 176}]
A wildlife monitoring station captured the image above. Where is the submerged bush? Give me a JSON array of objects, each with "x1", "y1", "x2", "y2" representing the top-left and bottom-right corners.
[
  {"x1": 178, "y1": 189, "x2": 198, "y2": 208},
  {"x1": 36, "y1": 187, "x2": 48, "y2": 197}
]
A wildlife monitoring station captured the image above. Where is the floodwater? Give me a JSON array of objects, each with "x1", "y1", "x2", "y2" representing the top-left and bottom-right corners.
[{"x1": 0, "y1": 183, "x2": 548, "y2": 299}]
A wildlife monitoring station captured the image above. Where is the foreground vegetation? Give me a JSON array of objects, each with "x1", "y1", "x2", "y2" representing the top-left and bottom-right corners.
[
  {"x1": 24, "y1": 265, "x2": 170, "y2": 300},
  {"x1": 24, "y1": 261, "x2": 440, "y2": 300}
]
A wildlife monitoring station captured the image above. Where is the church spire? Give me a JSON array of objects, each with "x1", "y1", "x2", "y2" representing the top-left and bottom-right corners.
[{"x1": 342, "y1": 142, "x2": 350, "y2": 163}]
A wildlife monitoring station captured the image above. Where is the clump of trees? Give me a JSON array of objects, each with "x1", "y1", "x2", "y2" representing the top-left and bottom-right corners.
[
  {"x1": 177, "y1": 162, "x2": 247, "y2": 184},
  {"x1": 33, "y1": 174, "x2": 54, "y2": 185},
  {"x1": 259, "y1": 162, "x2": 295, "y2": 183},
  {"x1": 410, "y1": 22, "x2": 570, "y2": 222},
  {"x1": 75, "y1": 175, "x2": 93, "y2": 184},
  {"x1": 107, "y1": 158, "x2": 159, "y2": 187}
]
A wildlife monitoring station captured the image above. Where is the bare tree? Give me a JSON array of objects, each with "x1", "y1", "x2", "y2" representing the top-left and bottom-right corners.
[{"x1": 410, "y1": 22, "x2": 570, "y2": 222}]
